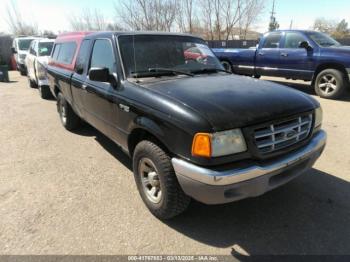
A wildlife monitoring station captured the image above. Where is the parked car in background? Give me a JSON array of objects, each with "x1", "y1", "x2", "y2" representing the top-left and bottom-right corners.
[
  {"x1": 12, "y1": 36, "x2": 39, "y2": 76},
  {"x1": 47, "y1": 31, "x2": 326, "y2": 219},
  {"x1": 25, "y1": 38, "x2": 55, "y2": 99},
  {"x1": 214, "y1": 30, "x2": 350, "y2": 99}
]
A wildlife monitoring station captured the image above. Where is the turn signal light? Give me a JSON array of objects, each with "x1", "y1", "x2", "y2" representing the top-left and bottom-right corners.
[{"x1": 192, "y1": 133, "x2": 211, "y2": 157}]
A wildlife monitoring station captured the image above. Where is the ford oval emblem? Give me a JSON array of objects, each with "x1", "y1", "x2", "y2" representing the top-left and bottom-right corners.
[{"x1": 285, "y1": 130, "x2": 297, "y2": 139}]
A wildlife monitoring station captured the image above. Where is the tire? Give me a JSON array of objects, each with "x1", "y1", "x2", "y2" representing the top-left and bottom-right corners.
[
  {"x1": 314, "y1": 69, "x2": 347, "y2": 99},
  {"x1": 20, "y1": 70, "x2": 27, "y2": 76},
  {"x1": 57, "y1": 92, "x2": 81, "y2": 131},
  {"x1": 133, "y1": 140, "x2": 191, "y2": 219},
  {"x1": 253, "y1": 75, "x2": 261, "y2": 79},
  {"x1": 221, "y1": 60, "x2": 233, "y2": 73},
  {"x1": 28, "y1": 78, "x2": 37, "y2": 88},
  {"x1": 38, "y1": 85, "x2": 52, "y2": 100}
]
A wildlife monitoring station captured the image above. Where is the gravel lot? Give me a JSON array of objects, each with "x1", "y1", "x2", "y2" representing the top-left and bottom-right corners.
[{"x1": 0, "y1": 71, "x2": 350, "y2": 255}]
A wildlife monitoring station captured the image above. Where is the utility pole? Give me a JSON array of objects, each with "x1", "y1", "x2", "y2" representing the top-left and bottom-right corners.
[
  {"x1": 269, "y1": 0, "x2": 279, "y2": 31},
  {"x1": 289, "y1": 20, "x2": 293, "y2": 29}
]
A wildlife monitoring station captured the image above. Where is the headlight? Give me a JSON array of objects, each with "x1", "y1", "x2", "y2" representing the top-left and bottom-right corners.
[
  {"x1": 37, "y1": 62, "x2": 47, "y2": 80},
  {"x1": 314, "y1": 107, "x2": 323, "y2": 128},
  {"x1": 192, "y1": 129, "x2": 247, "y2": 158}
]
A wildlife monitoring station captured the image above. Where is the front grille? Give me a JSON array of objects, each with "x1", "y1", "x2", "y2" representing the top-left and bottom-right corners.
[{"x1": 253, "y1": 114, "x2": 313, "y2": 154}]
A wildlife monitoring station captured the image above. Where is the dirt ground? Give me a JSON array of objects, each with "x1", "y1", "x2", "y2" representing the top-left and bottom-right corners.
[{"x1": 0, "y1": 72, "x2": 349, "y2": 255}]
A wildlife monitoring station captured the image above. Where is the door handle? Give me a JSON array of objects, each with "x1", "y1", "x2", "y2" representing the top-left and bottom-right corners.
[
  {"x1": 82, "y1": 85, "x2": 87, "y2": 90},
  {"x1": 258, "y1": 52, "x2": 265, "y2": 56},
  {"x1": 281, "y1": 53, "x2": 288, "y2": 57}
]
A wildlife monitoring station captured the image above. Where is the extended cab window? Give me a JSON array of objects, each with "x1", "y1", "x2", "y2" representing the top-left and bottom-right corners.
[
  {"x1": 284, "y1": 33, "x2": 307, "y2": 48},
  {"x1": 90, "y1": 39, "x2": 115, "y2": 73},
  {"x1": 57, "y1": 42, "x2": 77, "y2": 64},
  {"x1": 75, "y1": 40, "x2": 91, "y2": 74},
  {"x1": 263, "y1": 33, "x2": 282, "y2": 48}
]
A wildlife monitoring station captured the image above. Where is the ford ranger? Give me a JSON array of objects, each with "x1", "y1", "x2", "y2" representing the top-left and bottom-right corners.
[
  {"x1": 47, "y1": 32, "x2": 326, "y2": 219},
  {"x1": 214, "y1": 30, "x2": 350, "y2": 99}
]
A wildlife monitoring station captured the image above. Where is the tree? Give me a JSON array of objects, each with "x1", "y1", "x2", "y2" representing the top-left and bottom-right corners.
[
  {"x1": 176, "y1": 0, "x2": 196, "y2": 33},
  {"x1": 313, "y1": 17, "x2": 336, "y2": 34},
  {"x1": 116, "y1": 0, "x2": 177, "y2": 31},
  {"x1": 333, "y1": 19, "x2": 349, "y2": 38},
  {"x1": 5, "y1": 0, "x2": 38, "y2": 36},
  {"x1": 69, "y1": 8, "x2": 110, "y2": 31}
]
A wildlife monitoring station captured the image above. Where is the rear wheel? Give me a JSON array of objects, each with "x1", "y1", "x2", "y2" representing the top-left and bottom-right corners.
[
  {"x1": 57, "y1": 92, "x2": 81, "y2": 131},
  {"x1": 133, "y1": 140, "x2": 191, "y2": 219},
  {"x1": 221, "y1": 60, "x2": 233, "y2": 73},
  {"x1": 315, "y1": 69, "x2": 347, "y2": 99}
]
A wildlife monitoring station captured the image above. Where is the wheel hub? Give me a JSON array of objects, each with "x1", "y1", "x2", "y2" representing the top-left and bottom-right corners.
[
  {"x1": 139, "y1": 158, "x2": 162, "y2": 204},
  {"x1": 319, "y1": 74, "x2": 337, "y2": 94}
]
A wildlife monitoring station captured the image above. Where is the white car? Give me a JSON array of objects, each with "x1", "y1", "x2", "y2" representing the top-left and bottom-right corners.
[
  {"x1": 12, "y1": 36, "x2": 40, "y2": 76},
  {"x1": 25, "y1": 38, "x2": 55, "y2": 99}
]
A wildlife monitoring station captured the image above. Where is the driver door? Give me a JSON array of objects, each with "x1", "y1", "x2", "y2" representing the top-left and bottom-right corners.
[{"x1": 279, "y1": 32, "x2": 315, "y2": 80}]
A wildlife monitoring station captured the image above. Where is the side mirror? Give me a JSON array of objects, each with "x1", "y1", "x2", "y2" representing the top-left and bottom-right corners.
[
  {"x1": 299, "y1": 41, "x2": 313, "y2": 51},
  {"x1": 88, "y1": 67, "x2": 118, "y2": 87},
  {"x1": 11, "y1": 47, "x2": 17, "y2": 54},
  {"x1": 89, "y1": 67, "x2": 110, "y2": 82}
]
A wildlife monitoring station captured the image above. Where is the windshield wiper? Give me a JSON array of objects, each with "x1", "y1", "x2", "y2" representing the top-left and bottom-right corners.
[
  {"x1": 191, "y1": 68, "x2": 232, "y2": 75},
  {"x1": 131, "y1": 68, "x2": 194, "y2": 78},
  {"x1": 148, "y1": 68, "x2": 194, "y2": 77}
]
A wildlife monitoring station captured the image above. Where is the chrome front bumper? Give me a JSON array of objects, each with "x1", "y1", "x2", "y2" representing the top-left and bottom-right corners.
[{"x1": 172, "y1": 130, "x2": 326, "y2": 204}]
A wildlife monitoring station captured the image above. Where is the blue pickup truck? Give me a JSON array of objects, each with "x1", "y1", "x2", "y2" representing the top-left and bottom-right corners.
[{"x1": 213, "y1": 30, "x2": 350, "y2": 99}]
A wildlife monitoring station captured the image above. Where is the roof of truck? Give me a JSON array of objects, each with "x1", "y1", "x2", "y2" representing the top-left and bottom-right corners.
[
  {"x1": 55, "y1": 31, "x2": 93, "y2": 42},
  {"x1": 85, "y1": 31, "x2": 202, "y2": 39}
]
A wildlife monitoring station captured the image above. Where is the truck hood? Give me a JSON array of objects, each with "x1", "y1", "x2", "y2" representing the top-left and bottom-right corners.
[
  {"x1": 322, "y1": 45, "x2": 350, "y2": 54},
  {"x1": 140, "y1": 74, "x2": 318, "y2": 131},
  {"x1": 36, "y1": 56, "x2": 49, "y2": 66}
]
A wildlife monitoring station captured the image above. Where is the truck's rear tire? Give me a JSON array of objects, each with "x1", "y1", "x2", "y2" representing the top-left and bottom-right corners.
[
  {"x1": 133, "y1": 140, "x2": 191, "y2": 220},
  {"x1": 314, "y1": 69, "x2": 347, "y2": 99},
  {"x1": 38, "y1": 85, "x2": 52, "y2": 100},
  {"x1": 57, "y1": 92, "x2": 81, "y2": 131},
  {"x1": 221, "y1": 60, "x2": 233, "y2": 73}
]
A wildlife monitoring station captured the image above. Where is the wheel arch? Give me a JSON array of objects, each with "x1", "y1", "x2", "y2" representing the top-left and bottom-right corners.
[
  {"x1": 313, "y1": 63, "x2": 349, "y2": 83},
  {"x1": 127, "y1": 118, "x2": 172, "y2": 157}
]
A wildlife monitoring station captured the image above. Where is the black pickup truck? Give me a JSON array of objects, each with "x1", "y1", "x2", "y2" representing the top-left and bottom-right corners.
[{"x1": 47, "y1": 32, "x2": 326, "y2": 219}]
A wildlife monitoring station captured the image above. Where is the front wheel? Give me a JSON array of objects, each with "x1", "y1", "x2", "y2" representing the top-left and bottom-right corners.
[
  {"x1": 133, "y1": 140, "x2": 191, "y2": 220},
  {"x1": 314, "y1": 69, "x2": 348, "y2": 99},
  {"x1": 38, "y1": 85, "x2": 52, "y2": 100}
]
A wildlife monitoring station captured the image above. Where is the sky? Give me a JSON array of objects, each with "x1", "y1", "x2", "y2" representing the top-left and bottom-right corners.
[{"x1": 1, "y1": 0, "x2": 350, "y2": 34}]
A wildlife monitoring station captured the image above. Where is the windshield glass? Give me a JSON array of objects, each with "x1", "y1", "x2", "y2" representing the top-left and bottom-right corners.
[
  {"x1": 38, "y1": 42, "x2": 54, "y2": 56},
  {"x1": 18, "y1": 39, "x2": 34, "y2": 51},
  {"x1": 118, "y1": 35, "x2": 224, "y2": 77},
  {"x1": 307, "y1": 32, "x2": 341, "y2": 47}
]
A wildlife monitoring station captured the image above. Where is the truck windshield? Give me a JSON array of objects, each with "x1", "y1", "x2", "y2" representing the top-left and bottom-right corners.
[
  {"x1": 18, "y1": 39, "x2": 34, "y2": 51},
  {"x1": 307, "y1": 32, "x2": 341, "y2": 47},
  {"x1": 118, "y1": 35, "x2": 224, "y2": 78},
  {"x1": 38, "y1": 42, "x2": 54, "y2": 56}
]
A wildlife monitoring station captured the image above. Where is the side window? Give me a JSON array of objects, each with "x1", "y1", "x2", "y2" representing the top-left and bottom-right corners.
[
  {"x1": 75, "y1": 40, "x2": 91, "y2": 74},
  {"x1": 52, "y1": 44, "x2": 61, "y2": 60},
  {"x1": 57, "y1": 42, "x2": 77, "y2": 64},
  {"x1": 263, "y1": 33, "x2": 282, "y2": 48},
  {"x1": 90, "y1": 39, "x2": 115, "y2": 73},
  {"x1": 284, "y1": 33, "x2": 307, "y2": 49}
]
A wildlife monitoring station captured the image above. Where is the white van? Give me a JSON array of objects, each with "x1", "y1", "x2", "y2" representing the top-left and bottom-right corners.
[
  {"x1": 25, "y1": 38, "x2": 54, "y2": 98},
  {"x1": 12, "y1": 36, "x2": 40, "y2": 75}
]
